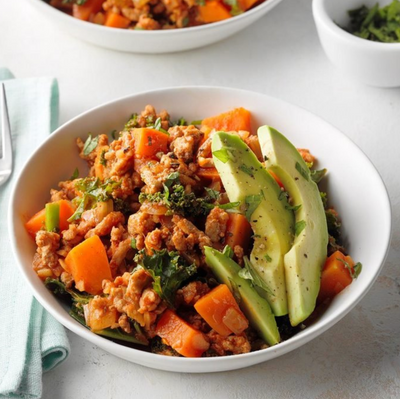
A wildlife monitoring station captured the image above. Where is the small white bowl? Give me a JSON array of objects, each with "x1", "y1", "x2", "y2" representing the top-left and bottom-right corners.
[
  {"x1": 9, "y1": 87, "x2": 391, "y2": 372},
  {"x1": 313, "y1": 0, "x2": 400, "y2": 87},
  {"x1": 26, "y1": 0, "x2": 283, "y2": 53}
]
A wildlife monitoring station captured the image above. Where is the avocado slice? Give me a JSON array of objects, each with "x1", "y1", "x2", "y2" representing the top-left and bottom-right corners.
[
  {"x1": 212, "y1": 132, "x2": 295, "y2": 316},
  {"x1": 204, "y1": 246, "x2": 280, "y2": 346},
  {"x1": 258, "y1": 126, "x2": 328, "y2": 326}
]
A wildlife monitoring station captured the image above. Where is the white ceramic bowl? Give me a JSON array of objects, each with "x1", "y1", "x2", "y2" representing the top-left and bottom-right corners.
[
  {"x1": 9, "y1": 87, "x2": 391, "y2": 372},
  {"x1": 26, "y1": 0, "x2": 283, "y2": 53},
  {"x1": 313, "y1": 0, "x2": 400, "y2": 87}
]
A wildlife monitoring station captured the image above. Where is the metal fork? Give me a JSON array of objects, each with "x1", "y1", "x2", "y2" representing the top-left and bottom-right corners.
[{"x1": 0, "y1": 83, "x2": 12, "y2": 187}]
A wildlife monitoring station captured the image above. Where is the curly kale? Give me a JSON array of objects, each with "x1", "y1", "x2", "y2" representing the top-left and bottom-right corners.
[{"x1": 135, "y1": 249, "x2": 197, "y2": 307}]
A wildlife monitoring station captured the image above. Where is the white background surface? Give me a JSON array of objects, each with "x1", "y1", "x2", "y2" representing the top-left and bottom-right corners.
[{"x1": 2, "y1": 0, "x2": 400, "y2": 397}]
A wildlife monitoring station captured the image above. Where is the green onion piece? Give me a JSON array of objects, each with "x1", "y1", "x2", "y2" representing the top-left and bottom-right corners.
[{"x1": 45, "y1": 202, "x2": 60, "y2": 233}]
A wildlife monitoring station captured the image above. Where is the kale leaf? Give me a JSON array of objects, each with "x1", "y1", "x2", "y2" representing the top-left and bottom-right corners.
[{"x1": 135, "y1": 249, "x2": 197, "y2": 307}]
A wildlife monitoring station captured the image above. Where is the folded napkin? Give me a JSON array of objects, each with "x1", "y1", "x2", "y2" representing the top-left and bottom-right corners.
[{"x1": 0, "y1": 68, "x2": 70, "y2": 399}]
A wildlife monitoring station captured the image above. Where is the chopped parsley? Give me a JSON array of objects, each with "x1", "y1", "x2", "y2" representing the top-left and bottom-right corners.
[
  {"x1": 239, "y1": 164, "x2": 254, "y2": 177},
  {"x1": 310, "y1": 168, "x2": 327, "y2": 183},
  {"x1": 149, "y1": 117, "x2": 169, "y2": 135},
  {"x1": 68, "y1": 178, "x2": 120, "y2": 221},
  {"x1": 345, "y1": 1, "x2": 400, "y2": 43},
  {"x1": 337, "y1": 258, "x2": 363, "y2": 279},
  {"x1": 244, "y1": 193, "x2": 263, "y2": 221},
  {"x1": 264, "y1": 254, "x2": 272, "y2": 262},
  {"x1": 295, "y1": 220, "x2": 306, "y2": 236},
  {"x1": 70, "y1": 167, "x2": 79, "y2": 180},
  {"x1": 295, "y1": 161, "x2": 309, "y2": 181},
  {"x1": 285, "y1": 203, "x2": 302, "y2": 212},
  {"x1": 83, "y1": 134, "x2": 99, "y2": 156},
  {"x1": 238, "y1": 257, "x2": 274, "y2": 296},
  {"x1": 212, "y1": 148, "x2": 232, "y2": 163},
  {"x1": 99, "y1": 150, "x2": 107, "y2": 166}
]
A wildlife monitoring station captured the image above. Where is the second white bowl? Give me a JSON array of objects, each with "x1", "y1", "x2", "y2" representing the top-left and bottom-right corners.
[
  {"x1": 27, "y1": 0, "x2": 283, "y2": 53},
  {"x1": 313, "y1": 0, "x2": 400, "y2": 87}
]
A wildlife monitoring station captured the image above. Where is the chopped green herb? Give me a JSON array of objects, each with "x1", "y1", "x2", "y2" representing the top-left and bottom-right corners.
[
  {"x1": 125, "y1": 113, "x2": 139, "y2": 130},
  {"x1": 213, "y1": 148, "x2": 230, "y2": 163},
  {"x1": 164, "y1": 171, "x2": 180, "y2": 188},
  {"x1": 320, "y1": 192, "x2": 328, "y2": 208},
  {"x1": 222, "y1": 245, "x2": 234, "y2": 259},
  {"x1": 190, "y1": 119, "x2": 203, "y2": 125},
  {"x1": 295, "y1": 220, "x2": 306, "y2": 236},
  {"x1": 218, "y1": 201, "x2": 241, "y2": 210},
  {"x1": 100, "y1": 150, "x2": 107, "y2": 166},
  {"x1": 345, "y1": 1, "x2": 400, "y2": 43},
  {"x1": 264, "y1": 254, "x2": 272, "y2": 262},
  {"x1": 353, "y1": 262, "x2": 363, "y2": 278},
  {"x1": 239, "y1": 257, "x2": 274, "y2": 296},
  {"x1": 337, "y1": 258, "x2": 363, "y2": 279},
  {"x1": 110, "y1": 129, "x2": 117, "y2": 140},
  {"x1": 204, "y1": 187, "x2": 219, "y2": 200},
  {"x1": 150, "y1": 117, "x2": 169, "y2": 135},
  {"x1": 244, "y1": 194, "x2": 262, "y2": 221},
  {"x1": 310, "y1": 168, "x2": 327, "y2": 183},
  {"x1": 131, "y1": 237, "x2": 137, "y2": 250},
  {"x1": 295, "y1": 161, "x2": 309, "y2": 180},
  {"x1": 239, "y1": 164, "x2": 254, "y2": 177},
  {"x1": 83, "y1": 134, "x2": 99, "y2": 156},
  {"x1": 285, "y1": 203, "x2": 302, "y2": 212},
  {"x1": 223, "y1": 0, "x2": 243, "y2": 16},
  {"x1": 139, "y1": 174, "x2": 219, "y2": 218},
  {"x1": 70, "y1": 167, "x2": 79, "y2": 180},
  {"x1": 68, "y1": 178, "x2": 120, "y2": 221},
  {"x1": 174, "y1": 117, "x2": 187, "y2": 126},
  {"x1": 278, "y1": 190, "x2": 289, "y2": 201}
]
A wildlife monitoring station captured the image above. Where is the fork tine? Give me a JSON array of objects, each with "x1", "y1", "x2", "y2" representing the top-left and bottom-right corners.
[{"x1": 0, "y1": 82, "x2": 12, "y2": 175}]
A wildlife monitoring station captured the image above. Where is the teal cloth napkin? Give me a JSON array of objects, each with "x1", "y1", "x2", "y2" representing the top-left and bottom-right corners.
[{"x1": 0, "y1": 69, "x2": 70, "y2": 399}]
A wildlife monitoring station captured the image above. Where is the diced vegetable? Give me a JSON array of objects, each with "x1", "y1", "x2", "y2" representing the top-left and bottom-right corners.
[
  {"x1": 25, "y1": 200, "x2": 75, "y2": 238},
  {"x1": 72, "y1": 0, "x2": 104, "y2": 21},
  {"x1": 202, "y1": 107, "x2": 251, "y2": 133},
  {"x1": 197, "y1": 167, "x2": 221, "y2": 180},
  {"x1": 45, "y1": 202, "x2": 60, "y2": 233},
  {"x1": 25, "y1": 208, "x2": 46, "y2": 238},
  {"x1": 224, "y1": 213, "x2": 252, "y2": 252},
  {"x1": 247, "y1": 135, "x2": 263, "y2": 161},
  {"x1": 238, "y1": 0, "x2": 260, "y2": 10},
  {"x1": 198, "y1": 1, "x2": 232, "y2": 23},
  {"x1": 194, "y1": 284, "x2": 249, "y2": 336},
  {"x1": 155, "y1": 310, "x2": 210, "y2": 357},
  {"x1": 104, "y1": 12, "x2": 131, "y2": 29},
  {"x1": 318, "y1": 250, "x2": 357, "y2": 302},
  {"x1": 133, "y1": 128, "x2": 169, "y2": 159},
  {"x1": 85, "y1": 298, "x2": 118, "y2": 331},
  {"x1": 65, "y1": 235, "x2": 112, "y2": 295}
]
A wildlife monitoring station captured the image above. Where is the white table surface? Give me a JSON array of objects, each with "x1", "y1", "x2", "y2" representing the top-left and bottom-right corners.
[{"x1": 2, "y1": 0, "x2": 400, "y2": 397}]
